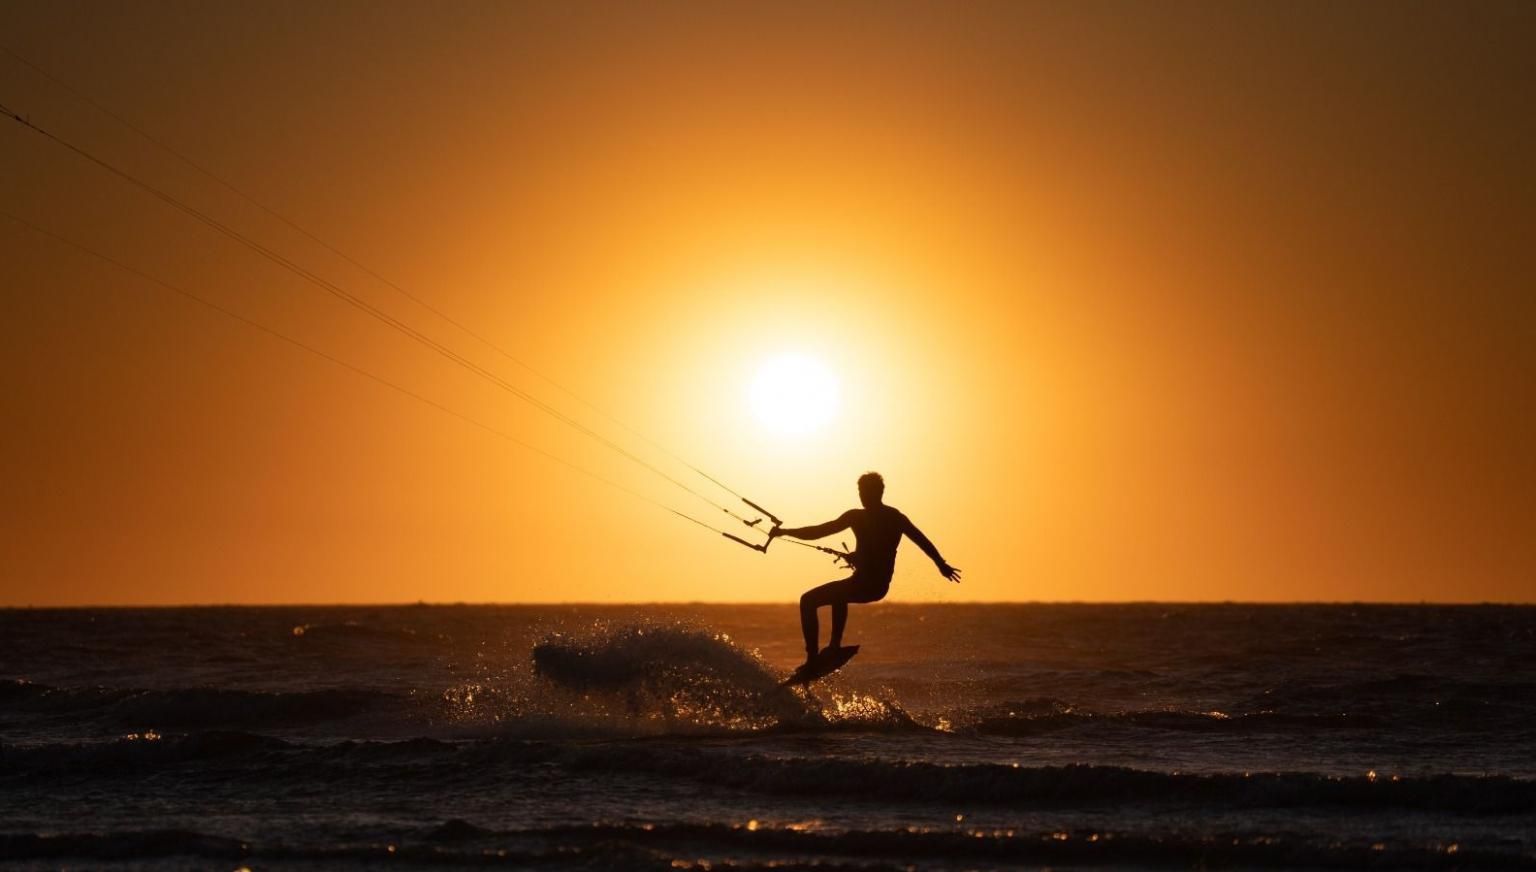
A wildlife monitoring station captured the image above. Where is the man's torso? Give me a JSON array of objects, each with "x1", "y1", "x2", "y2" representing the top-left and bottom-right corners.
[{"x1": 847, "y1": 505, "x2": 906, "y2": 579}]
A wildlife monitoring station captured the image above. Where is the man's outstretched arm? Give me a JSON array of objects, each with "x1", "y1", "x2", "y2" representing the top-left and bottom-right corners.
[
  {"x1": 904, "y1": 517, "x2": 962, "y2": 582},
  {"x1": 771, "y1": 511, "x2": 854, "y2": 541}
]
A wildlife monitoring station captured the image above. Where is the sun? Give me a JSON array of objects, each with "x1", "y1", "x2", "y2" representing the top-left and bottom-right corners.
[{"x1": 749, "y1": 352, "x2": 841, "y2": 436}]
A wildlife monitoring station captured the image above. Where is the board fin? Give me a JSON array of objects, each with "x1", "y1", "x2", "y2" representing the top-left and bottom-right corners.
[{"x1": 780, "y1": 644, "x2": 860, "y2": 687}]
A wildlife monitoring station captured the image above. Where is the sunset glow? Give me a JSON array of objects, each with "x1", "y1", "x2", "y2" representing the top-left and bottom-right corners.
[{"x1": 0, "y1": 4, "x2": 1531, "y2": 606}]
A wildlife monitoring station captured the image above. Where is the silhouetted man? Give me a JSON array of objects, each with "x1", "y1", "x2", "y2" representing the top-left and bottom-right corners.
[{"x1": 770, "y1": 472, "x2": 960, "y2": 667}]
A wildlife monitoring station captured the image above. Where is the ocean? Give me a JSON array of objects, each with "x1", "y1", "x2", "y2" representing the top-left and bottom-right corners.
[{"x1": 1, "y1": 603, "x2": 1533, "y2": 869}]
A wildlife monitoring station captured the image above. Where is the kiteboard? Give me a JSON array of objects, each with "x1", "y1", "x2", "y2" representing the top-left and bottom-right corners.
[{"x1": 780, "y1": 645, "x2": 860, "y2": 687}]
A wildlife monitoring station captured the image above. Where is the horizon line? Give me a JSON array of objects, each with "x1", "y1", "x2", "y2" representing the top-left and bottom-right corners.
[{"x1": 2, "y1": 599, "x2": 1532, "y2": 610}]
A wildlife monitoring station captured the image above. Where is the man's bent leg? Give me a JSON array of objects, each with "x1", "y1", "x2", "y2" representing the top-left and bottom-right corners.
[
  {"x1": 829, "y1": 576, "x2": 889, "y2": 650},
  {"x1": 800, "y1": 578, "x2": 857, "y2": 662}
]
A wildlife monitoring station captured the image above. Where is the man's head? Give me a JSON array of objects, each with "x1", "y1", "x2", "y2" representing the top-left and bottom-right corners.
[{"x1": 857, "y1": 471, "x2": 885, "y2": 508}]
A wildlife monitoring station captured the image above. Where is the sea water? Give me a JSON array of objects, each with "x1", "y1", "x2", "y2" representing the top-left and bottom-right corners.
[{"x1": 1, "y1": 603, "x2": 1533, "y2": 869}]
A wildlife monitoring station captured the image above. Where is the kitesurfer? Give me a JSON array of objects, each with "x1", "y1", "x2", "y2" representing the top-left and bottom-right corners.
[{"x1": 770, "y1": 472, "x2": 960, "y2": 667}]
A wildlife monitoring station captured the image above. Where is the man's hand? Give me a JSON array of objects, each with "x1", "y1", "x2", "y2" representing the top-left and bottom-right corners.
[
  {"x1": 939, "y1": 563, "x2": 962, "y2": 583},
  {"x1": 767, "y1": 526, "x2": 783, "y2": 540}
]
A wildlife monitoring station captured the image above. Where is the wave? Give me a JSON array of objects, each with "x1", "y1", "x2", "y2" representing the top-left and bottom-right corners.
[
  {"x1": 7, "y1": 732, "x2": 1533, "y2": 816},
  {"x1": 0, "y1": 669, "x2": 1514, "y2": 750},
  {"x1": 559, "y1": 745, "x2": 1536, "y2": 814},
  {"x1": 1238, "y1": 674, "x2": 1536, "y2": 726},
  {"x1": 288, "y1": 620, "x2": 431, "y2": 643},
  {"x1": 1, "y1": 679, "x2": 399, "y2": 729},
  {"x1": 0, "y1": 821, "x2": 1524, "y2": 869},
  {"x1": 963, "y1": 704, "x2": 1384, "y2": 736},
  {"x1": 0, "y1": 731, "x2": 293, "y2": 778}
]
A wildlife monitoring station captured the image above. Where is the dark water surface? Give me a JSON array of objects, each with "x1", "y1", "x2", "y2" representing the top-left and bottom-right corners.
[{"x1": 2, "y1": 603, "x2": 1533, "y2": 869}]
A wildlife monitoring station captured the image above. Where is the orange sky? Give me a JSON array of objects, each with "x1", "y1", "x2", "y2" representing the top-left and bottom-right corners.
[{"x1": 1, "y1": 2, "x2": 1532, "y2": 605}]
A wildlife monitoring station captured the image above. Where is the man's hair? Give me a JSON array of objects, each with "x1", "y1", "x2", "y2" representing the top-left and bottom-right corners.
[{"x1": 857, "y1": 471, "x2": 885, "y2": 498}]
